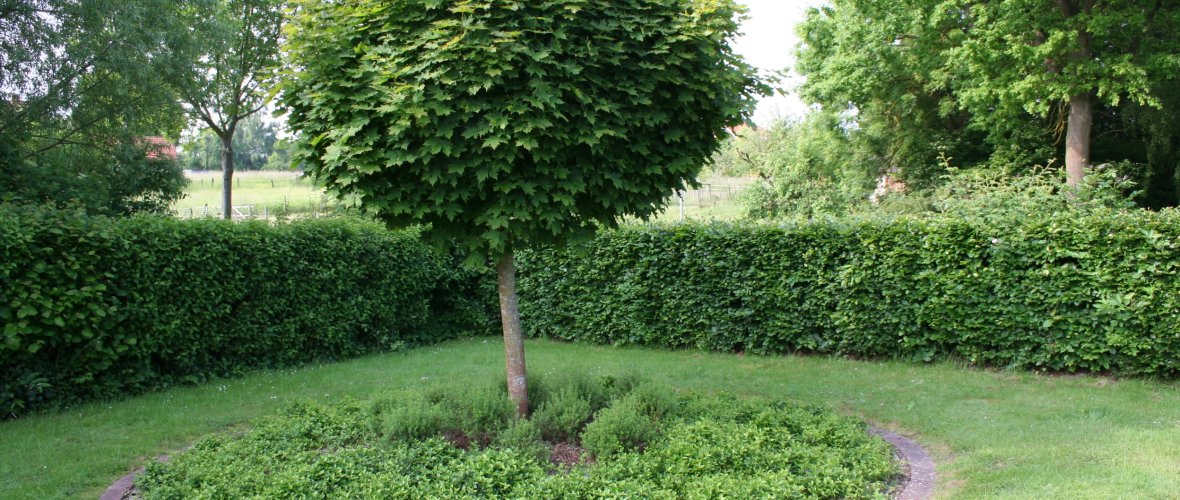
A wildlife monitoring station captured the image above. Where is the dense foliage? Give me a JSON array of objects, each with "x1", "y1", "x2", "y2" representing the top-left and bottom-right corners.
[
  {"x1": 0, "y1": 206, "x2": 494, "y2": 417},
  {"x1": 794, "y1": 0, "x2": 1180, "y2": 205},
  {"x1": 281, "y1": 0, "x2": 765, "y2": 261},
  {"x1": 137, "y1": 375, "x2": 899, "y2": 499},
  {"x1": 0, "y1": 0, "x2": 189, "y2": 215},
  {"x1": 715, "y1": 115, "x2": 878, "y2": 220},
  {"x1": 518, "y1": 211, "x2": 1180, "y2": 377}
]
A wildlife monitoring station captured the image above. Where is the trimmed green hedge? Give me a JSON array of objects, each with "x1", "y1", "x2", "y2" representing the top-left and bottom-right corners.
[
  {"x1": 0, "y1": 206, "x2": 494, "y2": 417},
  {"x1": 518, "y1": 211, "x2": 1180, "y2": 377}
]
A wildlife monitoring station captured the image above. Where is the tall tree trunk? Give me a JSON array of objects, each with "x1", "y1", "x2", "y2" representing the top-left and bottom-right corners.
[
  {"x1": 1057, "y1": 0, "x2": 1094, "y2": 189},
  {"x1": 220, "y1": 134, "x2": 234, "y2": 220},
  {"x1": 1065, "y1": 92, "x2": 1093, "y2": 189},
  {"x1": 496, "y1": 249, "x2": 529, "y2": 417}
]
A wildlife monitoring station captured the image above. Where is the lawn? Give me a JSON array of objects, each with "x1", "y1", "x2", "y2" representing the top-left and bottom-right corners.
[{"x1": 3, "y1": 339, "x2": 1176, "y2": 499}]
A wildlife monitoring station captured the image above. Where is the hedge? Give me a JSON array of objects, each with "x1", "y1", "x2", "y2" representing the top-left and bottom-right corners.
[
  {"x1": 0, "y1": 205, "x2": 495, "y2": 417},
  {"x1": 517, "y1": 210, "x2": 1180, "y2": 377}
]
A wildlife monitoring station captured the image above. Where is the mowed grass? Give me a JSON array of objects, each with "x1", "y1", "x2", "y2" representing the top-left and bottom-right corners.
[
  {"x1": 173, "y1": 170, "x2": 328, "y2": 216},
  {"x1": 4, "y1": 339, "x2": 1177, "y2": 499}
]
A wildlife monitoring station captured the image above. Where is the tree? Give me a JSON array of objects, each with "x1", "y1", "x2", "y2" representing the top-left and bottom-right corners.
[
  {"x1": 796, "y1": 0, "x2": 1180, "y2": 196},
  {"x1": 179, "y1": 116, "x2": 281, "y2": 171},
  {"x1": 796, "y1": 0, "x2": 1005, "y2": 187},
  {"x1": 179, "y1": 116, "x2": 280, "y2": 172},
  {"x1": 939, "y1": 0, "x2": 1178, "y2": 187},
  {"x1": 0, "y1": 0, "x2": 189, "y2": 215},
  {"x1": 282, "y1": 0, "x2": 765, "y2": 415},
  {"x1": 729, "y1": 114, "x2": 878, "y2": 220},
  {"x1": 166, "y1": 0, "x2": 283, "y2": 219},
  {"x1": 231, "y1": 115, "x2": 279, "y2": 170}
]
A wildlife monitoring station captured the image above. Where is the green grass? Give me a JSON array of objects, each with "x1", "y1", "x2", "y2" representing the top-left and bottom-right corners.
[
  {"x1": 173, "y1": 171, "x2": 751, "y2": 221},
  {"x1": 173, "y1": 171, "x2": 328, "y2": 217},
  {"x1": 2, "y1": 338, "x2": 1177, "y2": 499},
  {"x1": 633, "y1": 175, "x2": 753, "y2": 223}
]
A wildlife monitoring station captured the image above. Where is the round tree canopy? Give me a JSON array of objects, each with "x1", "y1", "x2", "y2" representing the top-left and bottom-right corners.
[{"x1": 282, "y1": 0, "x2": 765, "y2": 262}]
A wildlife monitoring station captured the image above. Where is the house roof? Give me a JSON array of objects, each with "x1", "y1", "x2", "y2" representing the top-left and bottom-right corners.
[{"x1": 142, "y1": 136, "x2": 178, "y2": 161}]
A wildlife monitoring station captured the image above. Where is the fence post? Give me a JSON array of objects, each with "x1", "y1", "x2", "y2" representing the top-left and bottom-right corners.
[{"x1": 678, "y1": 190, "x2": 685, "y2": 222}]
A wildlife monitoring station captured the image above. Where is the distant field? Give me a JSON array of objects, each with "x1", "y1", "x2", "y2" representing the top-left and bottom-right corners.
[
  {"x1": 174, "y1": 170, "x2": 751, "y2": 221},
  {"x1": 648, "y1": 175, "x2": 753, "y2": 222},
  {"x1": 173, "y1": 170, "x2": 329, "y2": 218}
]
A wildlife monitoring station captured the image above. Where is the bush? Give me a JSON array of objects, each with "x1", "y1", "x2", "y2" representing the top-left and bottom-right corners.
[
  {"x1": 0, "y1": 205, "x2": 496, "y2": 417},
  {"x1": 518, "y1": 209, "x2": 1180, "y2": 377},
  {"x1": 581, "y1": 397, "x2": 660, "y2": 458},
  {"x1": 527, "y1": 370, "x2": 616, "y2": 414},
  {"x1": 532, "y1": 388, "x2": 592, "y2": 442},
  {"x1": 429, "y1": 382, "x2": 516, "y2": 439},
  {"x1": 495, "y1": 418, "x2": 549, "y2": 463},
  {"x1": 375, "y1": 392, "x2": 454, "y2": 442}
]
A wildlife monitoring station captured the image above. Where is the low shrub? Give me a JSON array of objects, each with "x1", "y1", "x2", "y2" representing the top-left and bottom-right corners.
[
  {"x1": 444, "y1": 383, "x2": 516, "y2": 437},
  {"x1": 517, "y1": 209, "x2": 1180, "y2": 377},
  {"x1": 532, "y1": 388, "x2": 592, "y2": 442},
  {"x1": 374, "y1": 392, "x2": 454, "y2": 442},
  {"x1": 527, "y1": 370, "x2": 618, "y2": 414},
  {"x1": 136, "y1": 377, "x2": 900, "y2": 499},
  {"x1": 0, "y1": 205, "x2": 496, "y2": 417},
  {"x1": 495, "y1": 418, "x2": 549, "y2": 463},
  {"x1": 580, "y1": 397, "x2": 659, "y2": 458}
]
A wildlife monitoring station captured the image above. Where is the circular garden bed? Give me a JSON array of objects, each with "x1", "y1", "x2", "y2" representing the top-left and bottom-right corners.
[{"x1": 135, "y1": 374, "x2": 901, "y2": 498}]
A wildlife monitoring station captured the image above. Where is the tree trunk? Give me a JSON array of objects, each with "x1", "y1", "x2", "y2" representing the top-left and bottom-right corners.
[
  {"x1": 496, "y1": 249, "x2": 529, "y2": 417},
  {"x1": 220, "y1": 134, "x2": 234, "y2": 220},
  {"x1": 1065, "y1": 92, "x2": 1093, "y2": 189}
]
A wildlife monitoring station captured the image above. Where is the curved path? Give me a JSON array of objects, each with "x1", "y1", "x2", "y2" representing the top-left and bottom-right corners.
[{"x1": 871, "y1": 427, "x2": 938, "y2": 500}]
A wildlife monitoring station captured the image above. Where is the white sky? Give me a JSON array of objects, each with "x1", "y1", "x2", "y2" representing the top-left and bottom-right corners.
[{"x1": 732, "y1": 0, "x2": 825, "y2": 126}]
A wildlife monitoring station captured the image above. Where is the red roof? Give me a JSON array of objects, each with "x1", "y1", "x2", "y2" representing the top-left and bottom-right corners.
[{"x1": 141, "y1": 136, "x2": 178, "y2": 161}]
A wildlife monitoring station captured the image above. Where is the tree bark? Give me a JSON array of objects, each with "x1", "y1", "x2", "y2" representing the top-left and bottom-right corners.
[
  {"x1": 220, "y1": 134, "x2": 234, "y2": 220},
  {"x1": 1057, "y1": 0, "x2": 1094, "y2": 189},
  {"x1": 496, "y1": 249, "x2": 529, "y2": 417},
  {"x1": 1065, "y1": 92, "x2": 1093, "y2": 189}
]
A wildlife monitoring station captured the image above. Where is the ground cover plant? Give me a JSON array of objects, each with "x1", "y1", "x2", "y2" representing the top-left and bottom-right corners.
[{"x1": 134, "y1": 373, "x2": 899, "y2": 499}]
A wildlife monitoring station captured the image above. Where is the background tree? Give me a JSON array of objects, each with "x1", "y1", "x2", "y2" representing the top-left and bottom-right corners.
[
  {"x1": 939, "y1": 0, "x2": 1178, "y2": 187},
  {"x1": 796, "y1": 0, "x2": 994, "y2": 189},
  {"x1": 795, "y1": 0, "x2": 1180, "y2": 201},
  {"x1": 282, "y1": 0, "x2": 764, "y2": 415},
  {"x1": 166, "y1": 0, "x2": 283, "y2": 219},
  {"x1": 731, "y1": 114, "x2": 878, "y2": 220},
  {"x1": 178, "y1": 115, "x2": 280, "y2": 172},
  {"x1": 0, "y1": 0, "x2": 189, "y2": 215}
]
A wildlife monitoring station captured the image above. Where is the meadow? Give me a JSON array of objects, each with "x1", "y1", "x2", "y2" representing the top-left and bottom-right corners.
[
  {"x1": 173, "y1": 170, "x2": 330, "y2": 218},
  {"x1": 172, "y1": 170, "x2": 753, "y2": 221}
]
